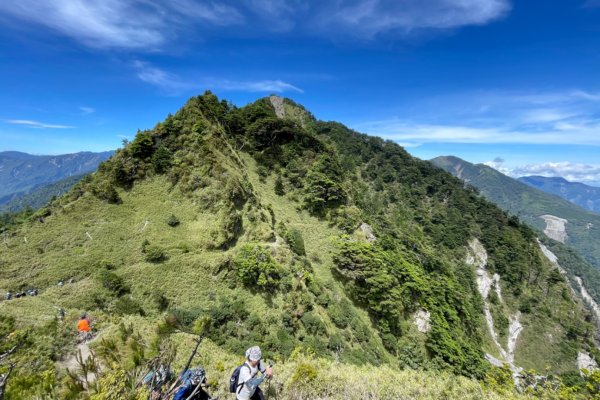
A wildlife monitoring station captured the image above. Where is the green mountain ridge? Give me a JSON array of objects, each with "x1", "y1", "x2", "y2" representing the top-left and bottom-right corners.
[{"x1": 0, "y1": 94, "x2": 598, "y2": 399}]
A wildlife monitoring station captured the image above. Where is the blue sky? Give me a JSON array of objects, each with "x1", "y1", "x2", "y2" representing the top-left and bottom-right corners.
[{"x1": 1, "y1": 0, "x2": 600, "y2": 185}]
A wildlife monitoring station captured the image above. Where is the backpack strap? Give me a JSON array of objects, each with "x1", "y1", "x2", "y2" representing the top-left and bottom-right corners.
[{"x1": 237, "y1": 363, "x2": 256, "y2": 394}]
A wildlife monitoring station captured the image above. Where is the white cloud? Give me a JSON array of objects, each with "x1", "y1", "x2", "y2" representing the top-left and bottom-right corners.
[
  {"x1": 133, "y1": 60, "x2": 303, "y2": 94},
  {"x1": 79, "y1": 106, "x2": 95, "y2": 115},
  {"x1": 0, "y1": 0, "x2": 511, "y2": 50},
  {"x1": 521, "y1": 108, "x2": 576, "y2": 123},
  {"x1": 133, "y1": 61, "x2": 193, "y2": 94},
  {"x1": 485, "y1": 160, "x2": 600, "y2": 186},
  {"x1": 0, "y1": 0, "x2": 242, "y2": 50},
  {"x1": 483, "y1": 160, "x2": 513, "y2": 176},
  {"x1": 354, "y1": 118, "x2": 600, "y2": 146},
  {"x1": 354, "y1": 88, "x2": 600, "y2": 147},
  {"x1": 319, "y1": 0, "x2": 510, "y2": 38},
  {"x1": 570, "y1": 90, "x2": 600, "y2": 101},
  {"x1": 214, "y1": 79, "x2": 303, "y2": 93},
  {"x1": 5, "y1": 119, "x2": 74, "y2": 129}
]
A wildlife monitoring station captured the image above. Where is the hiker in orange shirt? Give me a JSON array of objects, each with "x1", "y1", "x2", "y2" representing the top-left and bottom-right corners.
[{"x1": 77, "y1": 312, "x2": 91, "y2": 333}]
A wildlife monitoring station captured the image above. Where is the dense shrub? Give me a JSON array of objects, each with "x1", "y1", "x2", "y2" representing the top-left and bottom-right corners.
[
  {"x1": 152, "y1": 145, "x2": 172, "y2": 173},
  {"x1": 167, "y1": 214, "x2": 180, "y2": 227},
  {"x1": 113, "y1": 296, "x2": 145, "y2": 316},
  {"x1": 304, "y1": 156, "x2": 347, "y2": 215},
  {"x1": 274, "y1": 174, "x2": 285, "y2": 195},
  {"x1": 129, "y1": 130, "x2": 155, "y2": 159},
  {"x1": 91, "y1": 182, "x2": 122, "y2": 204},
  {"x1": 233, "y1": 243, "x2": 287, "y2": 290},
  {"x1": 300, "y1": 312, "x2": 327, "y2": 336},
  {"x1": 144, "y1": 244, "x2": 168, "y2": 263},
  {"x1": 97, "y1": 270, "x2": 129, "y2": 296},
  {"x1": 283, "y1": 227, "x2": 306, "y2": 256}
]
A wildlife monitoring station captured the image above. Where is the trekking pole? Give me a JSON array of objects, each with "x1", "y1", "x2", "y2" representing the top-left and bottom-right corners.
[
  {"x1": 266, "y1": 379, "x2": 271, "y2": 400},
  {"x1": 265, "y1": 363, "x2": 273, "y2": 400},
  {"x1": 164, "y1": 335, "x2": 203, "y2": 398},
  {"x1": 181, "y1": 336, "x2": 203, "y2": 377}
]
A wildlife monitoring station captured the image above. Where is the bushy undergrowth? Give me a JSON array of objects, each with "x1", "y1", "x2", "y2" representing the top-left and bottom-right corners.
[{"x1": 233, "y1": 243, "x2": 288, "y2": 290}]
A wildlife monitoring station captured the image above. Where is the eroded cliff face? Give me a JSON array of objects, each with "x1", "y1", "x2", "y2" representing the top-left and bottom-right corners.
[
  {"x1": 537, "y1": 240, "x2": 599, "y2": 374},
  {"x1": 467, "y1": 239, "x2": 522, "y2": 372},
  {"x1": 541, "y1": 215, "x2": 568, "y2": 243}
]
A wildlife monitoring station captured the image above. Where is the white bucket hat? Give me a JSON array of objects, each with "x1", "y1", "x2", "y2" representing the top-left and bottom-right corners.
[{"x1": 245, "y1": 346, "x2": 262, "y2": 361}]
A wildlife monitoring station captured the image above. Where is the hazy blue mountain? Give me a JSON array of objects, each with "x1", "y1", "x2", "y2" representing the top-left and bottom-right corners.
[
  {"x1": 0, "y1": 173, "x2": 89, "y2": 214},
  {"x1": 518, "y1": 175, "x2": 600, "y2": 213},
  {"x1": 0, "y1": 151, "x2": 113, "y2": 204}
]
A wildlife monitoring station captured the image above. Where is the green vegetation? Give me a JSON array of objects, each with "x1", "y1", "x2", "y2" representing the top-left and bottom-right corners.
[
  {"x1": 0, "y1": 93, "x2": 597, "y2": 398},
  {"x1": 233, "y1": 243, "x2": 287, "y2": 290},
  {"x1": 166, "y1": 214, "x2": 180, "y2": 227}
]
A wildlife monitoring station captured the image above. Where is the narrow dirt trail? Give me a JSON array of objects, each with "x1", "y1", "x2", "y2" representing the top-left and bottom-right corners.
[{"x1": 59, "y1": 334, "x2": 99, "y2": 384}]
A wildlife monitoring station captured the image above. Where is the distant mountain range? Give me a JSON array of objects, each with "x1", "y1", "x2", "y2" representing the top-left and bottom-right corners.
[
  {"x1": 0, "y1": 173, "x2": 89, "y2": 214},
  {"x1": 431, "y1": 156, "x2": 600, "y2": 283},
  {"x1": 0, "y1": 150, "x2": 113, "y2": 212},
  {"x1": 518, "y1": 175, "x2": 600, "y2": 213}
]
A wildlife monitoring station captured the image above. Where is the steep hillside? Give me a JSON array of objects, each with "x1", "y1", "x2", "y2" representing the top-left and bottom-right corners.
[
  {"x1": 431, "y1": 156, "x2": 600, "y2": 273},
  {"x1": 0, "y1": 94, "x2": 598, "y2": 399},
  {"x1": 0, "y1": 150, "x2": 113, "y2": 203},
  {"x1": 519, "y1": 176, "x2": 600, "y2": 214},
  {"x1": 0, "y1": 173, "x2": 89, "y2": 214}
]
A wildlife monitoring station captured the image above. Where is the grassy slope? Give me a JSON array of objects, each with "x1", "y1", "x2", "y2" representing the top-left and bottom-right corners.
[{"x1": 0, "y1": 95, "x2": 597, "y2": 399}]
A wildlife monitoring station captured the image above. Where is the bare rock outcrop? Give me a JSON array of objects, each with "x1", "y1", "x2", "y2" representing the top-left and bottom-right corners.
[
  {"x1": 467, "y1": 238, "x2": 523, "y2": 375},
  {"x1": 413, "y1": 309, "x2": 431, "y2": 333},
  {"x1": 540, "y1": 214, "x2": 568, "y2": 243},
  {"x1": 578, "y1": 351, "x2": 598, "y2": 373},
  {"x1": 269, "y1": 95, "x2": 286, "y2": 118},
  {"x1": 575, "y1": 276, "x2": 600, "y2": 322},
  {"x1": 359, "y1": 223, "x2": 376, "y2": 243},
  {"x1": 537, "y1": 240, "x2": 567, "y2": 274}
]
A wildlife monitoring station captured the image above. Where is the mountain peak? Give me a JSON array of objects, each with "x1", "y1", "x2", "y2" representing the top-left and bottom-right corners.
[
  {"x1": 0, "y1": 151, "x2": 37, "y2": 160},
  {"x1": 2, "y1": 97, "x2": 598, "y2": 398}
]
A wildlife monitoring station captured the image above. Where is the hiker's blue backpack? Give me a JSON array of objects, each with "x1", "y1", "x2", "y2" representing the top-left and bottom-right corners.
[{"x1": 229, "y1": 364, "x2": 249, "y2": 393}]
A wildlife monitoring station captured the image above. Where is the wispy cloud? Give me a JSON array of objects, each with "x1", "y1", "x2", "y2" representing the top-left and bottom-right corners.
[
  {"x1": 79, "y1": 106, "x2": 95, "y2": 115},
  {"x1": 317, "y1": 0, "x2": 511, "y2": 38},
  {"x1": 133, "y1": 61, "x2": 193, "y2": 94},
  {"x1": 355, "y1": 120, "x2": 600, "y2": 146},
  {"x1": 521, "y1": 108, "x2": 576, "y2": 123},
  {"x1": 133, "y1": 60, "x2": 303, "y2": 94},
  {"x1": 354, "y1": 88, "x2": 600, "y2": 147},
  {"x1": 0, "y1": 0, "x2": 511, "y2": 50},
  {"x1": 5, "y1": 119, "x2": 74, "y2": 129},
  {"x1": 214, "y1": 79, "x2": 303, "y2": 93},
  {"x1": 485, "y1": 160, "x2": 600, "y2": 185},
  {"x1": 0, "y1": 0, "x2": 242, "y2": 50}
]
